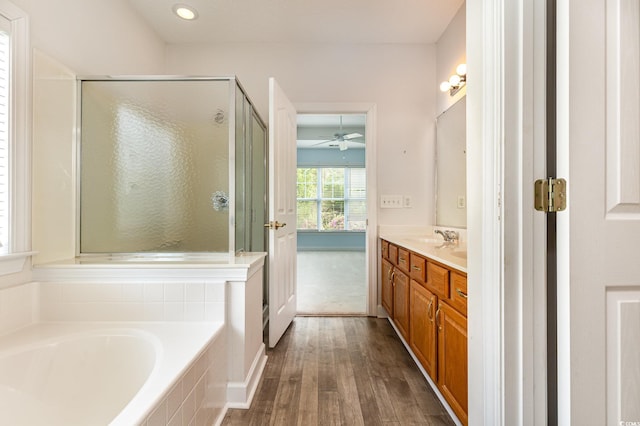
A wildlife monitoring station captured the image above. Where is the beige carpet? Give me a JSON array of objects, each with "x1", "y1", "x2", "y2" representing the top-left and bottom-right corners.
[{"x1": 297, "y1": 251, "x2": 366, "y2": 315}]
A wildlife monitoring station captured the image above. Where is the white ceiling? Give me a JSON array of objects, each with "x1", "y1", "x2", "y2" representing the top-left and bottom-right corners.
[{"x1": 127, "y1": 0, "x2": 464, "y2": 45}]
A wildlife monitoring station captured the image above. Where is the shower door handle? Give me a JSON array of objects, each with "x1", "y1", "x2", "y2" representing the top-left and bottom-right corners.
[{"x1": 264, "y1": 221, "x2": 287, "y2": 230}]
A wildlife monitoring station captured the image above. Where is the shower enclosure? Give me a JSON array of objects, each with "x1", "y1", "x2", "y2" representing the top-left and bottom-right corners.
[{"x1": 78, "y1": 77, "x2": 267, "y2": 255}]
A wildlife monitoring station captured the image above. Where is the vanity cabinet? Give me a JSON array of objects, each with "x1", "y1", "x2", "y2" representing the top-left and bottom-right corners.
[
  {"x1": 393, "y1": 268, "x2": 410, "y2": 340},
  {"x1": 381, "y1": 257, "x2": 394, "y2": 316},
  {"x1": 437, "y1": 300, "x2": 468, "y2": 425},
  {"x1": 381, "y1": 242, "x2": 410, "y2": 340},
  {"x1": 409, "y1": 279, "x2": 437, "y2": 381},
  {"x1": 380, "y1": 239, "x2": 468, "y2": 425}
]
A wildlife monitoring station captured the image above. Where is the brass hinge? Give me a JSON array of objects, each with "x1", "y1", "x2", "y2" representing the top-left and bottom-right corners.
[{"x1": 534, "y1": 178, "x2": 567, "y2": 213}]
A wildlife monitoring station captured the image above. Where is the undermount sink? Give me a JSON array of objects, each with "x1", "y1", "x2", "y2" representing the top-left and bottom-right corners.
[
  {"x1": 413, "y1": 237, "x2": 442, "y2": 244},
  {"x1": 450, "y1": 249, "x2": 467, "y2": 259}
]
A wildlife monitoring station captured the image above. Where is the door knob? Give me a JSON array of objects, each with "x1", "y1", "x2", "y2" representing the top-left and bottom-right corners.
[{"x1": 264, "y1": 221, "x2": 287, "y2": 230}]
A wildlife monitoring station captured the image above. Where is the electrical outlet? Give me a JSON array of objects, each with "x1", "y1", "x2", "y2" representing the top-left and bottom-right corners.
[
  {"x1": 403, "y1": 196, "x2": 413, "y2": 208},
  {"x1": 457, "y1": 195, "x2": 466, "y2": 208},
  {"x1": 381, "y1": 195, "x2": 403, "y2": 208}
]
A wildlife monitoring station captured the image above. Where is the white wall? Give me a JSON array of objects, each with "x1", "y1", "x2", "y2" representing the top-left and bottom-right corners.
[
  {"x1": 165, "y1": 42, "x2": 438, "y2": 227},
  {"x1": 12, "y1": 0, "x2": 165, "y2": 75},
  {"x1": 24, "y1": 1, "x2": 166, "y2": 265},
  {"x1": 436, "y1": 3, "x2": 466, "y2": 116}
]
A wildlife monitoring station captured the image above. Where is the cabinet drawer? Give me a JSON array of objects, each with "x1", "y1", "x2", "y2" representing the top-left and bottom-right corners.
[
  {"x1": 449, "y1": 272, "x2": 468, "y2": 315},
  {"x1": 409, "y1": 253, "x2": 427, "y2": 283},
  {"x1": 381, "y1": 240, "x2": 390, "y2": 260},
  {"x1": 397, "y1": 248, "x2": 410, "y2": 273},
  {"x1": 389, "y1": 244, "x2": 398, "y2": 265},
  {"x1": 427, "y1": 262, "x2": 449, "y2": 299}
]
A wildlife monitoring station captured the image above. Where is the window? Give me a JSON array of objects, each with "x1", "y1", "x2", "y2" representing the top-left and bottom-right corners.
[
  {"x1": 297, "y1": 167, "x2": 366, "y2": 231},
  {"x1": 0, "y1": 2, "x2": 31, "y2": 275}
]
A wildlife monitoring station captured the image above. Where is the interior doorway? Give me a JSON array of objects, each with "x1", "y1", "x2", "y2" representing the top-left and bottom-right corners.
[{"x1": 295, "y1": 113, "x2": 369, "y2": 315}]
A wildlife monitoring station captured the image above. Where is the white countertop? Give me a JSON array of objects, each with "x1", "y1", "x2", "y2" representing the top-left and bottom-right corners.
[{"x1": 379, "y1": 231, "x2": 467, "y2": 273}]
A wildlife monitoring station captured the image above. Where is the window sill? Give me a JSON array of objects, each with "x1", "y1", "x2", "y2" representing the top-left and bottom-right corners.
[{"x1": 0, "y1": 251, "x2": 36, "y2": 276}]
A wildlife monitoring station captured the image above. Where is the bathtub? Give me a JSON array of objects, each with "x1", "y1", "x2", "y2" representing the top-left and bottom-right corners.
[{"x1": 0, "y1": 321, "x2": 225, "y2": 425}]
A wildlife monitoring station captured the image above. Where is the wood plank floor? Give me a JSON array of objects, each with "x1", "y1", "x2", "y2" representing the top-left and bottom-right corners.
[{"x1": 222, "y1": 317, "x2": 455, "y2": 426}]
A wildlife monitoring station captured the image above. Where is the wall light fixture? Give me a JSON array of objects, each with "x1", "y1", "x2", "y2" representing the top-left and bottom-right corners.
[{"x1": 440, "y1": 63, "x2": 467, "y2": 96}]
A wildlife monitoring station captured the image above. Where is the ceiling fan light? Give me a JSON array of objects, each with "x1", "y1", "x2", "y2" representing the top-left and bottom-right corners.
[{"x1": 339, "y1": 141, "x2": 348, "y2": 151}]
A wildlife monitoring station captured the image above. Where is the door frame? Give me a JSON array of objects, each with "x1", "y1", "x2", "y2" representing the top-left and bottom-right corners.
[
  {"x1": 295, "y1": 102, "x2": 378, "y2": 316},
  {"x1": 467, "y1": 0, "x2": 547, "y2": 424}
]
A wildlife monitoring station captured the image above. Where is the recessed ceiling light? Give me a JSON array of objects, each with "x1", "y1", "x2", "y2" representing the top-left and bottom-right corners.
[{"x1": 173, "y1": 4, "x2": 198, "y2": 20}]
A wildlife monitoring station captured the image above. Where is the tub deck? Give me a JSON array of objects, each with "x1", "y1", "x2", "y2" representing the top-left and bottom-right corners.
[{"x1": 0, "y1": 321, "x2": 224, "y2": 425}]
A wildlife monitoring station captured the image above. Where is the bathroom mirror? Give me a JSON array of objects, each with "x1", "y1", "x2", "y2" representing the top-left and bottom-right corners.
[{"x1": 435, "y1": 96, "x2": 466, "y2": 228}]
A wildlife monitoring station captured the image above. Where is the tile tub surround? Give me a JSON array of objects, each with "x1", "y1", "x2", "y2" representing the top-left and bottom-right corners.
[
  {"x1": 15, "y1": 252, "x2": 268, "y2": 424},
  {"x1": 0, "y1": 282, "x2": 38, "y2": 336}
]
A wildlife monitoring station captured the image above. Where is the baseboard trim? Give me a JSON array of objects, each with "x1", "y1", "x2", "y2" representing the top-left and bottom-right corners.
[{"x1": 226, "y1": 343, "x2": 268, "y2": 409}]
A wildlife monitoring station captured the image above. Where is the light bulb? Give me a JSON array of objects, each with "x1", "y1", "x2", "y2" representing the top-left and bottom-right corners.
[
  {"x1": 456, "y1": 63, "x2": 467, "y2": 76},
  {"x1": 173, "y1": 4, "x2": 198, "y2": 20},
  {"x1": 339, "y1": 141, "x2": 348, "y2": 151},
  {"x1": 449, "y1": 74, "x2": 461, "y2": 86},
  {"x1": 440, "y1": 81, "x2": 451, "y2": 92}
]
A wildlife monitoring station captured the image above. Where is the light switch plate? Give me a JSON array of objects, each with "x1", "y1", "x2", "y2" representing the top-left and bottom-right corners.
[{"x1": 381, "y1": 195, "x2": 403, "y2": 208}]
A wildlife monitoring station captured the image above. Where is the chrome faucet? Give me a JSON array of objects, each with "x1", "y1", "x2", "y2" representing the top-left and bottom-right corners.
[{"x1": 434, "y1": 229, "x2": 459, "y2": 244}]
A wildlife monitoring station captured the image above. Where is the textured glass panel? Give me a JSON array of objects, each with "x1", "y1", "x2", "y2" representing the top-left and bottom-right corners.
[{"x1": 80, "y1": 80, "x2": 230, "y2": 253}]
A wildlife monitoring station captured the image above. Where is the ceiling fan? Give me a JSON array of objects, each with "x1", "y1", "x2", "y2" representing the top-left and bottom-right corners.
[{"x1": 312, "y1": 115, "x2": 364, "y2": 151}]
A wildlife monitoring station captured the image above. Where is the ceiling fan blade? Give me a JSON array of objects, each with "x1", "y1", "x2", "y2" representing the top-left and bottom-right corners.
[
  {"x1": 343, "y1": 133, "x2": 363, "y2": 140},
  {"x1": 311, "y1": 138, "x2": 336, "y2": 146}
]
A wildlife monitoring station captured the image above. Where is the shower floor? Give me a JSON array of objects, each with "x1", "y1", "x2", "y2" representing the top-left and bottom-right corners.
[{"x1": 296, "y1": 251, "x2": 366, "y2": 315}]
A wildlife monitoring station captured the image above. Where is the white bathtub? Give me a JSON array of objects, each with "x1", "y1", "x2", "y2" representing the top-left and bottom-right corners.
[{"x1": 0, "y1": 321, "x2": 225, "y2": 425}]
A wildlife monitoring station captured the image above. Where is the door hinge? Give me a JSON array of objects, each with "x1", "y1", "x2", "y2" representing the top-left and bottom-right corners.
[{"x1": 534, "y1": 178, "x2": 567, "y2": 213}]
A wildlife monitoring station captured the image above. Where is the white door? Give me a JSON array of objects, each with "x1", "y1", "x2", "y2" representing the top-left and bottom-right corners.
[
  {"x1": 557, "y1": 0, "x2": 640, "y2": 424},
  {"x1": 267, "y1": 78, "x2": 297, "y2": 348}
]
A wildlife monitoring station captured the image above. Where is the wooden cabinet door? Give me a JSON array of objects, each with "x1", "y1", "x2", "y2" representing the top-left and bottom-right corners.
[
  {"x1": 437, "y1": 302, "x2": 468, "y2": 425},
  {"x1": 393, "y1": 269, "x2": 410, "y2": 340},
  {"x1": 381, "y1": 257, "x2": 394, "y2": 316},
  {"x1": 409, "y1": 280, "x2": 437, "y2": 381}
]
